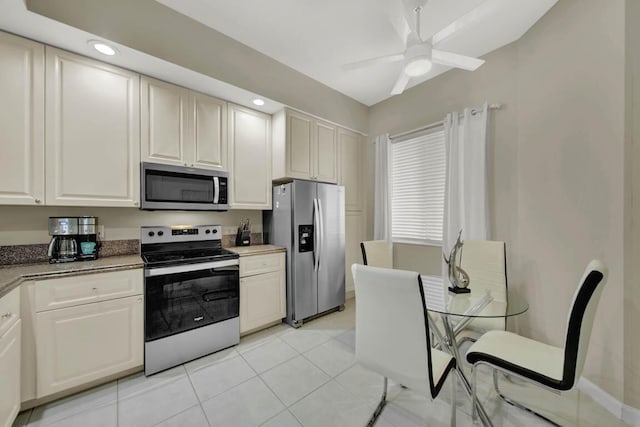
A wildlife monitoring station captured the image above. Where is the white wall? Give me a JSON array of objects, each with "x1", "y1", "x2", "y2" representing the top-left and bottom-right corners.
[{"x1": 369, "y1": 0, "x2": 625, "y2": 400}]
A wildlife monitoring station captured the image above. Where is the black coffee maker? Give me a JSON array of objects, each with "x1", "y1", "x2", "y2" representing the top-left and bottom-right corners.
[
  {"x1": 77, "y1": 216, "x2": 100, "y2": 261},
  {"x1": 48, "y1": 217, "x2": 79, "y2": 263}
]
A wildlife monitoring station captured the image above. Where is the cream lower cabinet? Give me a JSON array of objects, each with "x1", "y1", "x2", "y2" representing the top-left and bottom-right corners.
[
  {"x1": 228, "y1": 104, "x2": 272, "y2": 209},
  {"x1": 45, "y1": 47, "x2": 140, "y2": 207},
  {"x1": 36, "y1": 296, "x2": 143, "y2": 397},
  {"x1": 26, "y1": 269, "x2": 143, "y2": 399},
  {"x1": 239, "y1": 253, "x2": 286, "y2": 334},
  {"x1": 0, "y1": 32, "x2": 45, "y2": 206},
  {"x1": 0, "y1": 287, "x2": 21, "y2": 427}
]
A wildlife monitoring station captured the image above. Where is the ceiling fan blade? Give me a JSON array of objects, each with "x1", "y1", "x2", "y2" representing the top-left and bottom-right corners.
[
  {"x1": 342, "y1": 53, "x2": 405, "y2": 71},
  {"x1": 432, "y1": 49, "x2": 485, "y2": 71},
  {"x1": 431, "y1": 0, "x2": 501, "y2": 46},
  {"x1": 391, "y1": 72, "x2": 410, "y2": 95}
]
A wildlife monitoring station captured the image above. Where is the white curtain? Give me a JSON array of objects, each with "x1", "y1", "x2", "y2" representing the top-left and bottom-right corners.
[
  {"x1": 373, "y1": 134, "x2": 392, "y2": 243},
  {"x1": 442, "y1": 102, "x2": 490, "y2": 254}
]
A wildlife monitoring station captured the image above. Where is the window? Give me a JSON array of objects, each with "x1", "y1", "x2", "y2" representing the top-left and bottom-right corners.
[{"x1": 390, "y1": 127, "x2": 446, "y2": 245}]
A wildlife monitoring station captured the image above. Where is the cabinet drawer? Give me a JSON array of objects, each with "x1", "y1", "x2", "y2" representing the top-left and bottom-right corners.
[
  {"x1": 239, "y1": 253, "x2": 284, "y2": 277},
  {"x1": 0, "y1": 287, "x2": 20, "y2": 337},
  {"x1": 35, "y1": 269, "x2": 143, "y2": 312}
]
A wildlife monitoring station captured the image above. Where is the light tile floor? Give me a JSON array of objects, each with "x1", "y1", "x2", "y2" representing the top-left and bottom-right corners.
[{"x1": 13, "y1": 299, "x2": 631, "y2": 427}]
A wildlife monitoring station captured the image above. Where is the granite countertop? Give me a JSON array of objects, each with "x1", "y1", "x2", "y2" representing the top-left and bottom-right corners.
[
  {"x1": 0, "y1": 255, "x2": 144, "y2": 298},
  {"x1": 226, "y1": 245, "x2": 286, "y2": 257}
]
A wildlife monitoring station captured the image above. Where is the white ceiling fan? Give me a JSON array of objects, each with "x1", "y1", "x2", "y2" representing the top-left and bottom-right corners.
[{"x1": 343, "y1": 0, "x2": 486, "y2": 96}]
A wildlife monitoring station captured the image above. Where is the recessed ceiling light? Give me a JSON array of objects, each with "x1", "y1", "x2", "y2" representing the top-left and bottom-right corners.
[
  {"x1": 252, "y1": 98, "x2": 265, "y2": 106},
  {"x1": 88, "y1": 40, "x2": 117, "y2": 56}
]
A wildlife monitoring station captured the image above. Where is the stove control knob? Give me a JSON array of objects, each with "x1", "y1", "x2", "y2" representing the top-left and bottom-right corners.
[
  {"x1": 212, "y1": 229, "x2": 218, "y2": 234},
  {"x1": 205, "y1": 229, "x2": 211, "y2": 234},
  {"x1": 148, "y1": 231, "x2": 155, "y2": 237},
  {"x1": 158, "y1": 231, "x2": 164, "y2": 236}
]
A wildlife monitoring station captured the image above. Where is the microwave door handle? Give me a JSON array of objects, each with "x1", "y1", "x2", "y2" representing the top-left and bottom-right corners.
[{"x1": 213, "y1": 176, "x2": 220, "y2": 204}]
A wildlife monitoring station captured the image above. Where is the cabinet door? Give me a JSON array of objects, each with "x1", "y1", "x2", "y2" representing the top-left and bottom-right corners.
[
  {"x1": 338, "y1": 128, "x2": 364, "y2": 212},
  {"x1": 0, "y1": 320, "x2": 21, "y2": 427},
  {"x1": 192, "y1": 91, "x2": 227, "y2": 170},
  {"x1": 0, "y1": 32, "x2": 44, "y2": 206},
  {"x1": 314, "y1": 120, "x2": 338, "y2": 184},
  {"x1": 240, "y1": 271, "x2": 285, "y2": 334},
  {"x1": 36, "y1": 296, "x2": 143, "y2": 397},
  {"x1": 286, "y1": 110, "x2": 313, "y2": 179},
  {"x1": 228, "y1": 104, "x2": 272, "y2": 209},
  {"x1": 45, "y1": 47, "x2": 140, "y2": 207},
  {"x1": 141, "y1": 76, "x2": 189, "y2": 167},
  {"x1": 345, "y1": 212, "x2": 366, "y2": 294}
]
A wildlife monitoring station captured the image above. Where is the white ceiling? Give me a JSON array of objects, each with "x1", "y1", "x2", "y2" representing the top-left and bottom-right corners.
[
  {"x1": 156, "y1": 0, "x2": 558, "y2": 106},
  {"x1": 0, "y1": 0, "x2": 286, "y2": 114}
]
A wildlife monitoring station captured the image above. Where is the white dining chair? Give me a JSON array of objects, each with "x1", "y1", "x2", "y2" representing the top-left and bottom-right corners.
[
  {"x1": 352, "y1": 264, "x2": 458, "y2": 426},
  {"x1": 465, "y1": 259, "x2": 608, "y2": 425},
  {"x1": 458, "y1": 240, "x2": 508, "y2": 336},
  {"x1": 360, "y1": 240, "x2": 393, "y2": 269}
]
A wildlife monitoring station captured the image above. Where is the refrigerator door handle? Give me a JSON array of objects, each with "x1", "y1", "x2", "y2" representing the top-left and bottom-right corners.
[
  {"x1": 313, "y1": 198, "x2": 320, "y2": 271},
  {"x1": 317, "y1": 198, "x2": 324, "y2": 271}
]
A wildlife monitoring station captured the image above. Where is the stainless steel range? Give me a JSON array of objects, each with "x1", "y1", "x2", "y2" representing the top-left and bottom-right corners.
[{"x1": 141, "y1": 224, "x2": 240, "y2": 376}]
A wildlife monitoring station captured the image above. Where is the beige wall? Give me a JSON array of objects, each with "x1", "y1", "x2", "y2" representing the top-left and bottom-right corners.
[
  {"x1": 25, "y1": 0, "x2": 369, "y2": 133},
  {"x1": 624, "y1": 0, "x2": 640, "y2": 410},
  {"x1": 369, "y1": 0, "x2": 626, "y2": 400},
  {"x1": 0, "y1": 206, "x2": 262, "y2": 246}
]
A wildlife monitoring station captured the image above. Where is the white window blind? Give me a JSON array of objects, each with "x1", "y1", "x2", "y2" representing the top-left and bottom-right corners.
[{"x1": 390, "y1": 128, "x2": 446, "y2": 245}]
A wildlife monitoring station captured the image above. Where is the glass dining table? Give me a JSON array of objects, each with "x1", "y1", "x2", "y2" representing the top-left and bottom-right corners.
[{"x1": 421, "y1": 275, "x2": 529, "y2": 427}]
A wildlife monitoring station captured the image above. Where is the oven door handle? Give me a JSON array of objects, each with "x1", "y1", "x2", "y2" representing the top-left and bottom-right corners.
[{"x1": 145, "y1": 259, "x2": 239, "y2": 277}]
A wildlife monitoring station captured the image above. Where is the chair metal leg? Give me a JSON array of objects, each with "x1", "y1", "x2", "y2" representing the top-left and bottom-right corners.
[
  {"x1": 450, "y1": 369, "x2": 457, "y2": 426},
  {"x1": 492, "y1": 370, "x2": 561, "y2": 426},
  {"x1": 367, "y1": 376, "x2": 388, "y2": 427},
  {"x1": 471, "y1": 366, "x2": 477, "y2": 423}
]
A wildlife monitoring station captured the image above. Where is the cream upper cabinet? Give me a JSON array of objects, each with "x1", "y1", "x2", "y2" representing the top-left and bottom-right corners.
[
  {"x1": 0, "y1": 32, "x2": 45, "y2": 206},
  {"x1": 338, "y1": 128, "x2": 364, "y2": 212},
  {"x1": 228, "y1": 104, "x2": 271, "y2": 209},
  {"x1": 141, "y1": 76, "x2": 189, "y2": 166},
  {"x1": 272, "y1": 109, "x2": 338, "y2": 183},
  {"x1": 45, "y1": 47, "x2": 140, "y2": 207},
  {"x1": 314, "y1": 120, "x2": 338, "y2": 183},
  {"x1": 141, "y1": 76, "x2": 227, "y2": 171}
]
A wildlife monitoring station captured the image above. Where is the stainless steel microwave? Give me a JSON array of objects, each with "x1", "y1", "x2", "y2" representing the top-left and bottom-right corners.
[{"x1": 140, "y1": 162, "x2": 229, "y2": 211}]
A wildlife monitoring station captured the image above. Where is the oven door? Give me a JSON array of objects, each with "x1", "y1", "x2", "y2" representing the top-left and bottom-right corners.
[{"x1": 144, "y1": 261, "x2": 239, "y2": 342}]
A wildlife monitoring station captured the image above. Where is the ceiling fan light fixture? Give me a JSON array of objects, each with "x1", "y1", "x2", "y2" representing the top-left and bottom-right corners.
[{"x1": 404, "y1": 56, "x2": 432, "y2": 77}]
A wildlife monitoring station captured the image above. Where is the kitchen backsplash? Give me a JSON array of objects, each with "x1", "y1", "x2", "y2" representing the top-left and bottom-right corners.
[{"x1": 0, "y1": 232, "x2": 265, "y2": 266}]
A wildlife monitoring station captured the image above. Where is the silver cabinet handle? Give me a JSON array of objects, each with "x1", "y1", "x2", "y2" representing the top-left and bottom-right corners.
[
  {"x1": 1, "y1": 312, "x2": 11, "y2": 319},
  {"x1": 133, "y1": 201, "x2": 139, "y2": 206},
  {"x1": 35, "y1": 198, "x2": 41, "y2": 204}
]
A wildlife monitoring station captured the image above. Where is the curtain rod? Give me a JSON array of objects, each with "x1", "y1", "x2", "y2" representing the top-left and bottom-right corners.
[{"x1": 389, "y1": 103, "x2": 503, "y2": 140}]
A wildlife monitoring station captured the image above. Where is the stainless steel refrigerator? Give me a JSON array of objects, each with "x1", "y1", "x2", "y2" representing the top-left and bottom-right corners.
[{"x1": 264, "y1": 180, "x2": 345, "y2": 327}]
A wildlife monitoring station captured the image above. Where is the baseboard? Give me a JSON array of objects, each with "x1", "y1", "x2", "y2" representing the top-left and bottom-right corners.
[
  {"x1": 346, "y1": 289, "x2": 355, "y2": 300},
  {"x1": 577, "y1": 376, "x2": 640, "y2": 425},
  {"x1": 623, "y1": 404, "x2": 640, "y2": 426}
]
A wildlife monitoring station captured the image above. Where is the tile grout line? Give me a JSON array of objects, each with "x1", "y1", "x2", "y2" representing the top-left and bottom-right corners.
[{"x1": 183, "y1": 359, "x2": 220, "y2": 427}]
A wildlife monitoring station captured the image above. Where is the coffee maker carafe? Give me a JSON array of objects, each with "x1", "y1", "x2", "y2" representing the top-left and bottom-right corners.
[
  {"x1": 77, "y1": 216, "x2": 99, "y2": 261},
  {"x1": 48, "y1": 217, "x2": 78, "y2": 263}
]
